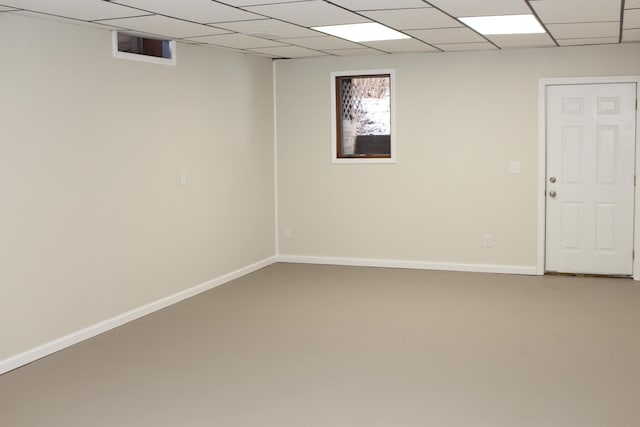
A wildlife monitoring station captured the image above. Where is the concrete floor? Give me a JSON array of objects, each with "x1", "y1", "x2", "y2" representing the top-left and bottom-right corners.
[{"x1": 1, "y1": 263, "x2": 639, "y2": 426}]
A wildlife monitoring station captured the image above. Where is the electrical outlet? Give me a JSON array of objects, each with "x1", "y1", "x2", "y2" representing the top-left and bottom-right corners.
[
  {"x1": 508, "y1": 161, "x2": 521, "y2": 175},
  {"x1": 283, "y1": 227, "x2": 292, "y2": 239},
  {"x1": 483, "y1": 234, "x2": 492, "y2": 248}
]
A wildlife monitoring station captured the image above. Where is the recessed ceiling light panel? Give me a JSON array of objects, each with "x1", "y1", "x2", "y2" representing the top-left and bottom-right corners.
[
  {"x1": 459, "y1": 14, "x2": 545, "y2": 35},
  {"x1": 312, "y1": 23, "x2": 410, "y2": 42}
]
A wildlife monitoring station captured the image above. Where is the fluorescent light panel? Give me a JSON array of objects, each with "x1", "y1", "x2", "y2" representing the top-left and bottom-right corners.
[
  {"x1": 459, "y1": 14, "x2": 545, "y2": 35},
  {"x1": 312, "y1": 23, "x2": 410, "y2": 42}
]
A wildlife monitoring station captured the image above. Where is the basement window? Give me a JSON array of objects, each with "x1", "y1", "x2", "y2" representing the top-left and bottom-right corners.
[
  {"x1": 112, "y1": 31, "x2": 176, "y2": 66},
  {"x1": 330, "y1": 69, "x2": 396, "y2": 164}
]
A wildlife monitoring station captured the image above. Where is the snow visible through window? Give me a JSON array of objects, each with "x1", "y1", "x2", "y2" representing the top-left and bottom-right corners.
[{"x1": 359, "y1": 95, "x2": 390, "y2": 135}]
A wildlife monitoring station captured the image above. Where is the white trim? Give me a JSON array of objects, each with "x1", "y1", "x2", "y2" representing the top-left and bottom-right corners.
[
  {"x1": 277, "y1": 255, "x2": 537, "y2": 276},
  {"x1": 0, "y1": 256, "x2": 277, "y2": 375},
  {"x1": 330, "y1": 68, "x2": 397, "y2": 164},
  {"x1": 332, "y1": 157, "x2": 397, "y2": 165},
  {"x1": 537, "y1": 76, "x2": 640, "y2": 280},
  {"x1": 112, "y1": 31, "x2": 177, "y2": 66},
  {"x1": 537, "y1": 79, "x2": 547, "y2": 276}
]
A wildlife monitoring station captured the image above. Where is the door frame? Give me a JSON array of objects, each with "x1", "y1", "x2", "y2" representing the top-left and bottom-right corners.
[{"x1": 537, "y1": 76, "x2": 640, "y2": 280}]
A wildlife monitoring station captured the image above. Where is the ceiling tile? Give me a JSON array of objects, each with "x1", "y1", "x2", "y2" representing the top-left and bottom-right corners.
[
  {"x1": 215, "y1": 0, "x2": 302, "y2": 6},
  {"x1": 360, "y1": 8, "x2": 461, "y2": 30},
  {"x1": 487, "y1": 33, "x2": 556, "y2": 48},
  {"x1": 407, "y1": 27, "x2": 485, "y2": 44},
  {"x1": 624, "y1": 8, "x2": 640, "y2": 29},
  {"x1": 427, "y1": 0, "x2": 530, "y2": 18},
  {"x1": 323, "y1": 48, "x2": 387, "y2": 56},
  {"x1": 249, "y1": 45, "x2": 330, "y2": 58},
  {"x1": 282, "y1": 36, "x2": 362, "y2": 50},
  {"x1": 546, "y1": 22, "x2": 620, "y2": 39},
  {"x1": 0, "y1": 0, "x2": 145, "y2": 21},
  {"x1": 557, "y1": 37, "x2": 619, "y2": 46},
  {"x1": 243, "y1": 0, "x2": 369, "y2": 27},
  {"x1": 622, "y1": 28, "x2": 640, "y2": 41},
  {"x1": 530, "y1": 0, "x2": 620, "y2": 23},
  {"x1": 111, "y1": 0, "x2": 261, "y2": 24},
  {"x1": 361, "y1": 38, "x2": 439, "y2": 53},
  {"x1": 329, "y1": 0, "x2": 430, "y2": 10},
  {"x1": 10, "y1": 10, "x2": 127, "y2": 30},
  {"x1": 100, "y1": 15, "x2": 228, "y2": 38},
  {"x1": 436, "y1": 42, "x2": 498, "y2": 52},
  {"x1": 626, "y1": 0, "x2": 640, "y2": 9},
  {"x1": 213, "y1": 19, "x2": 321, "y2": 39},
  {"x1": 184, "y1": 33, "x2": 285, "y2": 49},
  {"x1": 198, "y1": 44, "x2": 246, "y2": 54}
]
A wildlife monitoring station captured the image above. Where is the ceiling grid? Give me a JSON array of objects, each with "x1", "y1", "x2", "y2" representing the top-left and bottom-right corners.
[{"x1": 0, "y1": 0, "x2": 634, "y2": 58}]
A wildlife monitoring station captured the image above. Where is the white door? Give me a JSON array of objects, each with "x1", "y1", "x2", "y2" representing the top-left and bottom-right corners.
[{"x1": 546, "y1": 83, "x2": 636, "y2": 275}]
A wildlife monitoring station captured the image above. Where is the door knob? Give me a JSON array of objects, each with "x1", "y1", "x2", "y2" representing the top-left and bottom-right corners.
[
  {"x1": 549, "y1": 190, "x2": 557, "y2": 198},
  {"x1": 549, "y1": 176, "x2": 557, "y2": 183}
]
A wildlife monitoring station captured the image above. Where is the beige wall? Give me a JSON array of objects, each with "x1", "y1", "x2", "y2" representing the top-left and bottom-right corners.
[
  {"x1": 2, "y1": 11, "x2": 639, "y2": 364},
  {"x1": 0, "y1": 14, "x2": 275, "y2": 360},
  {"x1": 275, "y1": 44, "x2": 640, "y2": 268}
]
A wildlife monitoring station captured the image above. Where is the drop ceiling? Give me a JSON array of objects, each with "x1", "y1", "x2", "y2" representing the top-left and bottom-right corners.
[{"x1": 1, "y1": 0, "x2": 638, "y2": 58}]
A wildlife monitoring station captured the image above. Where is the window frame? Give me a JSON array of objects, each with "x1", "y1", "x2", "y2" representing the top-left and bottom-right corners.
[
  {"x1": 112, "y1": 31, "x2": 177, "y2": 66},
  {"x1": 330, "y1": 69, "x2": 397, "y2": 164}
]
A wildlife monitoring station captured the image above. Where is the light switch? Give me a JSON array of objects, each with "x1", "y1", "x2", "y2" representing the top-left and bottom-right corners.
[{"x1": 508, "y1": 161, "x2": 521, "y2": 175}]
